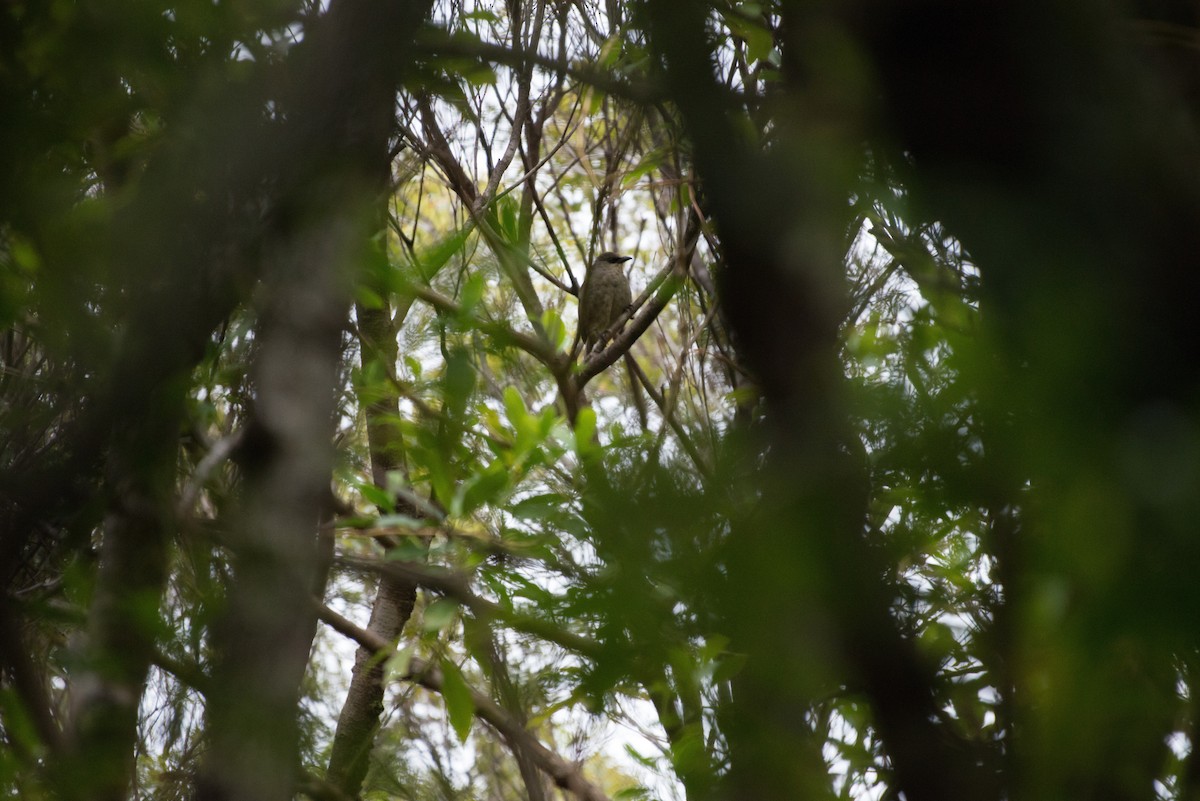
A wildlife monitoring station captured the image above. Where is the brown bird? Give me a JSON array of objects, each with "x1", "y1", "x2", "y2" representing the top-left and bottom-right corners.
[{"x1": 578, "y1": 251, "x2": 632, "y2": 352}]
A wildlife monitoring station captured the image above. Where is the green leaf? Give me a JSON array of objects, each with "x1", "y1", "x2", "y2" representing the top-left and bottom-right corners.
[
  {"x1": 496, "y1": 195, "x2": 520, "y2": 244},
  {"x1": 622, "y1": 148, "x2": 664, "y2": 188},
  {"x1": 481, "y1": 405, "x2": 508, "y2": 440},
  {"x1": 510, "y1": 493, "x2": 566, "y2": 522},
  {"x1": 359, "y1": 482, "x2": 395, "y2": 513},
  {"x1": 503, "y1": 386, "x2": 530, "y2": 429},
  {"x1": 356, "y1": 283, "x2": 386, "y2": 310},
  {"x1": 585, "y1": 87, "x2": 606, "y2": 116},
  {"x1": 0, "y1": 690, "x2": 40, "y2": 757},
  {"x1": 623, "y1": 744, "x2": 657, "y2": 769},
  {"x1": 384, "y1": 648, "x2": 414, "y2": 681},
  {"x1": 574, "y1": 407, "x2": 598, "y2": 458},
  {"x1": 7, "y1": 234, "x2": 41, "y2": 274},
  {"x1": 403, "y1": 354, "x2": 423, "y2": 378},
  {"x1": 385, "y1": 537, "x2": 428, "y2": 562},
  {"x1": 698, "y1": 634, "x2": 731, "y2": 665},
  {"x1": 711, "y1": 650, "x2": 748, "y2": 684},
  {"x1": 458, "y1": 460, "x2": 511, "y2": 514},
  {"x1": 540, "y1": 307, "x2": 567, "y2": 352},
  {"x1": 413, "y1": 223, "x2": 475, "y2": 283},
  {"x1": 614, "y1": 787, "x2": 652, "y2": 801},
  {"x1": 423, "y1": 598, "x2": 460, "y2": 632},
  {"x1": 510, "y1": 576, "x2": 555, "y2": 606},
  {"x1": 443, "y1": 349, "x2": 477, "y2": 421},
  {"x1": 463, "y1": 63, "x2": 497, "y2": 87},
  {"x1": 439, "y1": 659, "x2": 475, "y2": 742},
  {"x1": 723, "y1": 11, "x2": 775, "y2": 64},
  {"x1": 668, "y1": 724, "x2": 708, "y2": 777},
  {"x1": 462, "y1": 9, "x2": 499, "y2": 22},
  {"x1": 598, "y1": 37, "x2": 622, "y2": 69},
  {"x1": 459, "y1": 271, "x2": 487, "y2": 316}
]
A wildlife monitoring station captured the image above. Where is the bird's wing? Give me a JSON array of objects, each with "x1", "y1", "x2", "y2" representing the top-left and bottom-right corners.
[
  {"x1": 616, "y1": 274, "x2": 632, "y2": 310},
  {"x1": 578, "y1": 274, "x2": 594, "y2": 337}
]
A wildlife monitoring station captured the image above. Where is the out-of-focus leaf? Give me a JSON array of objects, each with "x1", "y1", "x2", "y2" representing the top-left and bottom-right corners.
[
  {"x1": 457, "y1": 460, "x2": 510, "y2": 514},
  {"x1": 384, "y1": 649, "x2": 414, "y2": 682},
  {"x1": 574, "y1": 407, "x2": 598, "y2": 459},
  {"x1": 358, "y1": 482, "x2": 396, "y2": 513},
  {"x1": 510, "y1": 492, "x2": 566, "y2": 521},
  {"x1": 411, "y1": 223, "x2": 475, "y2": 283},
  {"x1": 438, "y1": 659, "x2": 475, "y2": 742},
  {"x1": 423, "y1": 598, "x2": 459, "y2": 632},
  {"x1": 459, "y1": 271, "x2": 487, "y2": 316}
]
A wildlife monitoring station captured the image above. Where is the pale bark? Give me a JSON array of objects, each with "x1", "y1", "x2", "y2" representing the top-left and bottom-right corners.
[
  {"x1": 325, "y1": 298, "x2": 419, "y2": 797},
  {"x1": 196, "y1": 1, "x2": 432, "y2": 799}
]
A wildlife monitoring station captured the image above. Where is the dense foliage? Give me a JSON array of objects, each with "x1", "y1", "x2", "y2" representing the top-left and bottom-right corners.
[{"x1": 4, "y1": 2, "x2": 1200, "y2": 800}]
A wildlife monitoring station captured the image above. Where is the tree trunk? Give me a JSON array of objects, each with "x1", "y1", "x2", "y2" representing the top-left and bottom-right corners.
[{"x1": 325, "y1": 298, "x2": 419, "y2": 797}]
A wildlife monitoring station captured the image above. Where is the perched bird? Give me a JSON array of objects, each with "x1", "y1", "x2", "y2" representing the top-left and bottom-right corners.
[{"x1": 578, "y1": 251, "x2": 632, "y2": 352}]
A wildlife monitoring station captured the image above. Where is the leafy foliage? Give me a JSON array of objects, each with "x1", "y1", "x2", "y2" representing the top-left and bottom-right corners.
[{"x1": 4, "y1": 2, "x2": 1200, "y2": 801}]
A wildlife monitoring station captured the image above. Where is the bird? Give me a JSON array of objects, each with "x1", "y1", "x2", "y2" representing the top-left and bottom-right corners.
[{"x1": 578, "y1": 251, "x2": 632, "y2": 352}]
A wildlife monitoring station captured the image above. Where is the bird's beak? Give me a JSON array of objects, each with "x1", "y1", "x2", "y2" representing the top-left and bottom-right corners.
[{"x1": 618, "y1": 256, "x2": 632, "y2": 263}]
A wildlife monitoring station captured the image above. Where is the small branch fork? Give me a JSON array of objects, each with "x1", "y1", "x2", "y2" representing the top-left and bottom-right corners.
[
  {"x1": 314, "y1": 602, "x2": 613, "y2": 801},
  {"x1": 405, "y1": 207, "x2": 700, "y2": 421}
]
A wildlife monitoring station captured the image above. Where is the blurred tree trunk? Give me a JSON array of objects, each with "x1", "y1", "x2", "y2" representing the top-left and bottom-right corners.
[
  {"x1": 849, "y1": 2, "x2": 1200, "y2": 799},
  {"x1": 196, "y1": 1, "x2": 432, "y2": 800},
  {"x1": 50, "y1": 48, "x2": 267, "y2": 801},
  {"x1": 641, "y1": 1, "x2": 993, "y2": 799}
]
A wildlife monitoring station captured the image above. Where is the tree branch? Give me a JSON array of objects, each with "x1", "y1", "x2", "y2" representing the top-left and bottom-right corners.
[
  {"x1": 575, "y1": 210, "x2": 701, "y2": 388},
  {"x1": 406, "y1": 283, "x2": 562, "y2": 368},
  {"x1": 338, "y1": 556, "x2": 601, "y2": 659},
  {"x1": 315, "y1": 602, "x2": 612, "y2": 801}
]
